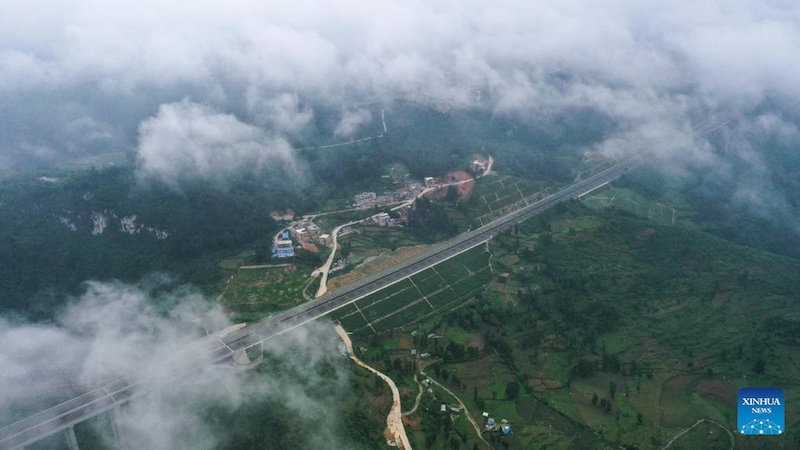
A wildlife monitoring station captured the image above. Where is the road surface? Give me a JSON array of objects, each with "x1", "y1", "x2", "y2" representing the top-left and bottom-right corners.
[{"x1": 314, "y1": 220, "x2": 362, "y2": 297}]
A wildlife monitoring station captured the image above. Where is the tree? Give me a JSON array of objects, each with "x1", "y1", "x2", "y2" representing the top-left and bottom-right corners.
[
  {"x1": 753, "y1": 356, "x2": 767, "y2": 374},
  {"x1": 603, "y1": 354, "x2": 621, "y2": 374},
  {"x1": 505, "y1": 381, "x2": 520, "y2": 400},
  {"x1": 446, "y1": 185, "x2": 459, "y2": 203},
  {"x1": 574, "y1": 359, "x2": 595, "y2": 378}
]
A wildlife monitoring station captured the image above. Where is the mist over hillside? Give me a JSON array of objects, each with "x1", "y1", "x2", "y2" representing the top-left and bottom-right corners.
[{"x1": 0, "y1": 1, "x2": 798, "y2": 224}]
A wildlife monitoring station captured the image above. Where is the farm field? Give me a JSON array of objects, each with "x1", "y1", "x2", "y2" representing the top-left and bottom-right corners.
[
  {"x1": 582, "y1": 185, "x2": 676, "y2": 225},
  {"x1": 329, "y1": 244, "x2": 493, "y2": 334},
  {"x1": 468, "y1": 174, "x2": 546, "y2": 227}
]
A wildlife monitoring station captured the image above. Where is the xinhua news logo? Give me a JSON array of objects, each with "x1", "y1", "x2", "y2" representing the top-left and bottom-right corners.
[{"x1": 738, "y1": 387, "x2": 784, "y2": 435}]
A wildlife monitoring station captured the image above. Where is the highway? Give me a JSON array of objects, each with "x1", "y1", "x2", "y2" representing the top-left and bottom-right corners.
[{"x1": 0, "y1": 154, "x2": 642, "y2": 450}]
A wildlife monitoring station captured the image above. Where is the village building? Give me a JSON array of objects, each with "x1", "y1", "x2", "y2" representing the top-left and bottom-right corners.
[
  {"x1": 272, "y1": 231, "x2": 295, "y2": 258},
  {"x1": 370, "y1": 212, "x2": 394, "y2": 227},
  {"x1": 305, "y1": 222, "x2": 320, "y2": 235},
  {"x1": 353, "y1": 191, "x2": 377, "y2": 207},
  {"x1": 471, "y1": 159, "x2": 488, "y2": 174}
]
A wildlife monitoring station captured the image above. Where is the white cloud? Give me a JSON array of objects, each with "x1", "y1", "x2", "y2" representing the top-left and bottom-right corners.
[
  {"x1": 0, "y1": 278, "x2": 350, "y2": 449},
  {"x1": 136, "y1": 100, "x2": 300, "y2": 185},
  {"x1": 0, "y1": 0, "x2": 798, "y2": 218},
  {"x1": 246, "y1": 92, "x2": 314, "y2": 135},
  {"x1": 333, "y1": 108, "x2": 372, "y2": 138}
]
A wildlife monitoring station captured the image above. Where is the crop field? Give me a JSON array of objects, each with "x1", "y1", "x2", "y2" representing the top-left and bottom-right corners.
[
  {"x1": 582, "y1": 185, "x2": 676, "y2": 225},
  {"x1": 352, "y1": 278, "x2": 414, "y2": 309},
  {"x1": 362, "y1": 286, "x2": 425, "y2": 321},
  {"x1": 408, "y1": 269, "x2": 446, "y2": 294},
  {"x1": 425, "y1": 288, "x2": 459, "y2": 309},
  {"x1": 471, "y1": 174, "x2": 545, "y2": 226},
  {"x1": 370, "y1": 300, "x2": 434, "y2": 332},
  {"x1": 329, "y1": 244, "x2": 492, "y2": 334}
]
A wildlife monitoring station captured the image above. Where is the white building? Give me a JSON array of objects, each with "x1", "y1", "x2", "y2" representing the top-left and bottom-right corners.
[
  {"x1": 371, "y1": 212, "x2": 392, "y2": 226},
  {"x1": 354, "y1": 192, "x2": 377, "y2": 206}
]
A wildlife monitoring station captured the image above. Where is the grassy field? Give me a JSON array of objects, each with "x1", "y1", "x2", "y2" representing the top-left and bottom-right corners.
[
  {"x1": 221, "y1": 265, "x2": 315, "y2": 320},
  {"x1": 217, "y1": 250, "x2": 257, "y2": 270}
]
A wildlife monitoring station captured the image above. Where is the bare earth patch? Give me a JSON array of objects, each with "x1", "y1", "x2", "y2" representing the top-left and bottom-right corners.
[
  {"x1": 693, "y1": 378, "x2": 734, "y2": 406},
  {"x1": 502, "y1": 254, "x2": 519, "y2": 265},
  {"x1": 327, "y1": 245, "x2": 430, "y2": 291},
  {"x1": 435, "y1": 170, "x2": 476, "y2": 201},
  {"x1": 467, "y1": 332, "x2": 485, "y2": 351},
  {"x1": 635, "y1": 227, "x2": 656, "y2": 244},
  {"x1": 399, "y1": 336, "x2": 414, "y2": 350}
]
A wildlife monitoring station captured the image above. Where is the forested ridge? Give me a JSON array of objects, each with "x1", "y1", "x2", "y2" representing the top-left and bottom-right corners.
[{"x1": 0, "y1": 167, "x2": 282, "y2": 317}]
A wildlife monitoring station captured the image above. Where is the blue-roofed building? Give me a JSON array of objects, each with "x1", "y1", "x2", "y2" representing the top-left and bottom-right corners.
[{"x1": 272, "y1": 237, "x2": 295, "y2": 258}]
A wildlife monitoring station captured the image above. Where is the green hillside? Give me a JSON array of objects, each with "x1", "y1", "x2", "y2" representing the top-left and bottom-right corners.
[{"x1": 350, "y1": 201, "x2": 800, "y2": 449}]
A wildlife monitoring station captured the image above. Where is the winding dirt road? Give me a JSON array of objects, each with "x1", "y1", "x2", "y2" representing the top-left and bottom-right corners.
[
  {"x1": 315, "y1": 220, "x2": 362, "y2": 298},
  {"x1": 334, "y1": 323, "x2": 412, "y2": 450},
  {"x1": 421, "y1": 370, "x2": 491, "y2": 449}
]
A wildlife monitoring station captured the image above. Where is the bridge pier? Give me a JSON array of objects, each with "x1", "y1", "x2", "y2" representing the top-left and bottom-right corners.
[
  {"x1": 64, "y1": 425, "x2": 80, "y2": 450},
  {"x1": 109, "y1": 407, "x2": 121, "y2": 448}
]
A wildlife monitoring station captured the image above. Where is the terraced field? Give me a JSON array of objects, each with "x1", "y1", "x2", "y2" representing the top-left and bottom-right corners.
[
  {"x1": 582, "y1": 185, "x2": 676, "y2": 225},
  {"x1": 471, "y1": 175, "x2": 545, "y2": 227},
  {"x1": 329, "y1": 244, "x2": 493, "y2": 333}
]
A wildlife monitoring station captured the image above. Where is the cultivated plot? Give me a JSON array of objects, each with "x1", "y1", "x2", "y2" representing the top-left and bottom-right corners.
[
  {"x1": 329, "y1": 245, "x2": 493, "y2": 333},
  {"x1": 582, "y1": 186, "x2": 676, "y2": 225},
  {"x1": 471, "y1": 175, "x2": 545, "y2": 227}
]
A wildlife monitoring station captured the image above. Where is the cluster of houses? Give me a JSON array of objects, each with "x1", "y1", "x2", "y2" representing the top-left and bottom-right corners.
[
  {"x1": 420, "y1": 377, "x2": 512, "y2": 436},
  {"x1": 369, "y1": 212, "x2": 397, "y2": 227},
  {"x1": 291, "y1": 219, "x2": 321, "y2": 240},
  {"x1": 481, "y1": 413, "x2": 512, "y2": 435},
  {"x1": 471, "y1": 159, "x2": 488, "y2": 174},
  {"x1": 272, "y1": 219, "x2": 331, "y2": 259},
  {"x1": 352, "y1": 190, "x2": 415, "y2": 209},
  {"x1": 269, "y1": 168, "x2": 459, "y2": 260}
]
